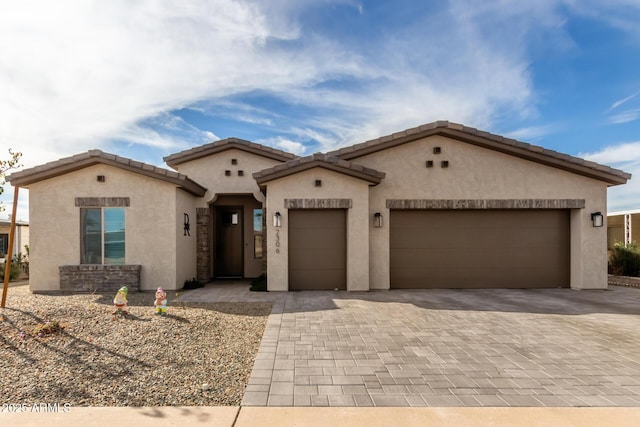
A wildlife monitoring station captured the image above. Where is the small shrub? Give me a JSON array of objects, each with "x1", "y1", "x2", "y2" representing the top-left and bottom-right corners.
[
  {"x1": 33, "y1": 320, "x2": 64, "y2": 337},
  {"x1": 183, "y1": 277, "x2": 203, "y2": 289},
  {"x1": 250, "y1": 274, "x2": 267, "y2": 292},
  {"x1": 0, "y1": 260, "x2": 20, "y2": 281},
  {"x1": 12, "y1": 252, "x2": 28, "y2": 274},
  {"x1": 609, "y1": 242, "x2": 640, "y2": 277}
]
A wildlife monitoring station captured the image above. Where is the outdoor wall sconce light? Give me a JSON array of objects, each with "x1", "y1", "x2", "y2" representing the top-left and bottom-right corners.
[
  {"x1": 591, "y1": 211, "x2": 604, "y2": 227},
  {"x1": 374, "y1": 212, "x2": 383, "y2": 228},
  {"x1": 273, "y1": 211, "x2": 282, "y2": 227}
]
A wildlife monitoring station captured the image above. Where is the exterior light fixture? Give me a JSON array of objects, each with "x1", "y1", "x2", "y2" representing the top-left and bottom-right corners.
[
  {"x1": 374, "y1": 212, "x2": 383, "y2": 228},
  {"x1": 591, "y1": 212, "x2": 604, "y2": 227},
  {"x1": 273, "y1": 211, "x2": 282, "y2": 228}
]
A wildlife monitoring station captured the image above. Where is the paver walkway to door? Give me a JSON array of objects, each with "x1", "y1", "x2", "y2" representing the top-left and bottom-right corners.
[{"x1": 179, "y1": 283, "x2": 640, "y2": 407}]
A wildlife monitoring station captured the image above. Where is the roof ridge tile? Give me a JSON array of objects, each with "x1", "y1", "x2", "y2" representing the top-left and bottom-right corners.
[
  {"x1": 8, "y1": 149, "x2": 207, "y2": 196},
  {"x1": 164, "y1": 137, "x2": 298, "y2": 166},
  {"x1": 328, "y1": 120, "x2": 629, "y2": 184}
]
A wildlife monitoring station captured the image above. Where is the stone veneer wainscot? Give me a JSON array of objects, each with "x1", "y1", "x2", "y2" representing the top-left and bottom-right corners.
[{"x1": 59, "y1": 265, "x2": 141, "y2": 292}]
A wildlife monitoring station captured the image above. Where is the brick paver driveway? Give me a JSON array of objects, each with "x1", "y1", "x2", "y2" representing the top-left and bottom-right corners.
[{"x1": 182, "y1": 284, "x2": 640, "y2": 407}]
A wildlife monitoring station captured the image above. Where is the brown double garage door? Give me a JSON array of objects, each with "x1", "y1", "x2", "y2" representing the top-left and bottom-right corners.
[{"x1": 390, "y1": 210, "x2": 570, "y2": 289}]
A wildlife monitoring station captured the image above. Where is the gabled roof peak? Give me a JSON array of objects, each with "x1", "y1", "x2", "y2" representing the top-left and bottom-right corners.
[
  {"x1": 253, "y1": 153, "x2": 385, "y2": 186},
  {"x1": 164, "y1": 137, "x2": 298, "y2": 167},
  {"x1": 8, "y1": 149, "x2": 207, "y2": 196},
  {"x1": 327, "y1": 120, "x2": 631, "y2": 186}
]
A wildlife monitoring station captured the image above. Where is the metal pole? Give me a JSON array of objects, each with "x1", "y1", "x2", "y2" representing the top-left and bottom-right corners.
[{"x1": 1, "y1": 186, "x2": 19, "y2": 308}]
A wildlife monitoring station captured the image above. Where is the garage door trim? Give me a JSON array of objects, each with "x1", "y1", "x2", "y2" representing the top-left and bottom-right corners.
[
  {"x1": 390, "y1": 209, "x2": 570, "y2": 289},
  {"x1": 387, "y1": 199, "x2": 585, "y2": 210}
]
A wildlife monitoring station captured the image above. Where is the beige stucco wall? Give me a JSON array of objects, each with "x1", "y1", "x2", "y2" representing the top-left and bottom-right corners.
[
  {"x1": 18, "y1": 224, "x2": 29, "y2": 258},
  {"x1": 170, "y1": 149, "x2": 285, "y2": 278},
  {"x1": 264, "y1": 167, "x2": 371, "y2": 291},
  {"x1": 26, "y1": 164, "x2": 189, "y2": 291},
  {"x1": 175, "y1": 189, "x2": 198, "y2": 288},
  {"x1": 169, "y1": 148, "x2": 285, "y2": 206},
  {"x1": 354, "y1": 135, "x2": 609, "y2": 290}
]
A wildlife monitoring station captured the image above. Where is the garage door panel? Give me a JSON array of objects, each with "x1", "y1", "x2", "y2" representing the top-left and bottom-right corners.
[
  {"x1": 394, "y1": 267, "x2": 567, "y2": 288},
  {"x1": 289, "y1": 269, "x2": 345, "y2": 290},
  {"x1": 289, "y1": 209, "x2": 346, "y2": 290},
  {"x1": 289, "y1": 210, "x2": 344, "y2": 227},
  {"x1": 289, "y1": 228, "x2": 344, "y2": 249},
  {"x1": 390, "y1": 210, "x2": 569, "y2": 289},
  {"x1": 392, "y1": 249, "x2": 499, "y2": 270},
  {"x1": 289, "y1": 249, "x2": 345, "y2": 269},
  {"x1": 392, "y1": 228, "x2": 563, "y2": 250},
  {"x1": 394, "y1": 245, "x2": 567, "y2": 268}
]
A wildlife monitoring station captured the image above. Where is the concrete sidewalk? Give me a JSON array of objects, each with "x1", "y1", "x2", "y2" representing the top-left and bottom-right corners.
[{"x1": 3, "y1": 406, "x2": 640, "y2": 426}]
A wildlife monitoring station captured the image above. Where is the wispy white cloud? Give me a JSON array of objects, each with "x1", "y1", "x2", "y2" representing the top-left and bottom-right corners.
[
  {"x1": 256, "y1": 136, "x2": 307, "y2": 155},
  {"x1": 580, "y1": 141, "x2": 640, "y2": 166},
  {"x1": 607, "y1": 109, "x2": 640, "y2": 125},
  {"x1": 113, "y1": 113, "x2": 219, "y2": 153},
  {"x1": 563, "y1": 0, "x2": 640, "y2": 38},
  {"x1": 609, "y1": 89, "x2": 640, "y2": 111},
  {"x1": 0, "y1": 0, "x2": 364, "y2": 168},
  {"x1": 606, "y1": 89, "x2": 640, "y2": 124},
  {"x1": 0, "y1": 0, "x2": 558, "y2": 168},
  {"x1": 580, "y1": 142, "x2": 639, "y2": 211},
  {"x1": 3, "y1": 0, "x2": 640, "y2": 218},
  {"x1": 503, "y1": 124, "x2": 563, "y2": 141}
]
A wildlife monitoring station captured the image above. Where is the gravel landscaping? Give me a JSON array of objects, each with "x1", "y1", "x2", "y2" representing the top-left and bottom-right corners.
[{"x1": 0, "y1": 284, "x2": 271, "y2": 406}]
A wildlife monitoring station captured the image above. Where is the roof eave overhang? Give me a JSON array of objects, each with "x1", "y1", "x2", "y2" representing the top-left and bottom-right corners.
[
  {"x1": 164, "y1": 141, "x2": 297, "y2": 167},
  {"x1": 254, "y1": 161, "x2": 384, "y2": 188},
  {"x1": 444, "y1": 129, "x2": 630, "y2": 186},
  {"x1": 334, "y1": 127, "x2": 630, "y2": 186},
  {"x1": 8, "y1": 158, "x2": 207, "y2": 197}
]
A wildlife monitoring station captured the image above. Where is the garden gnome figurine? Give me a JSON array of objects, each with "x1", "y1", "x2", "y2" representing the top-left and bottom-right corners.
[
  {"x1": 113, "y1": 286, "x2": 128, "y2": 315},
  {"x1": 154, "y1": 287, "x2": 168, "y2": 316}
]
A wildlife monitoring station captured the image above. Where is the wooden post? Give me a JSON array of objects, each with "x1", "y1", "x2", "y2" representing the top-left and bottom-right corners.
[{"x1": 1, "y1": 186, "x2": 19, "y2": 308}]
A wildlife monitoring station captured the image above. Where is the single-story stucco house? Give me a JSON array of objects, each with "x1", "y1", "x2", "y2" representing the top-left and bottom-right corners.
[
  {"x1": 0, "y1": 219, "x2": 29, "y2": 260},
  {"x1": 7, "y1": 121, "x2": 631, "y2": 292},
  {"x1": 608, "y1": 209, "x2": 639, "y2": 249}
]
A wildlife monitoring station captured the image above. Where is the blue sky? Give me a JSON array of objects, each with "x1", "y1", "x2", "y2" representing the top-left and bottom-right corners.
[{"x1": 1, "y1": 0, "x2": 639, "y2": 221}]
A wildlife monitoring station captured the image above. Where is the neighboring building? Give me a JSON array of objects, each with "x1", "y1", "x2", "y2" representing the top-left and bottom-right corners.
[
  {"x1": 7, "y1": 121, "x2": 631, "y2": 292},
  {"x1": 0, "y1": 219, "x2": 29, "y2": 260},
  {"x1": 608, "y1": 209, "x2": 640, "y2": 249}
]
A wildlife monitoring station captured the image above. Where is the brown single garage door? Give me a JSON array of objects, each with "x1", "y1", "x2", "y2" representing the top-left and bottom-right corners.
[
  {"x1": 390, "y1": 210, "x2": 570, "y2": 289},
  {"x1": 289, "y1": 209, "x2": 346, "y2": 290}
]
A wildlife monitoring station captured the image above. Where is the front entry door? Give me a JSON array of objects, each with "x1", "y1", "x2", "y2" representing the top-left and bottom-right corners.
[{"x1": 215, "y1": 207, "x2": 243, "y2": 277}]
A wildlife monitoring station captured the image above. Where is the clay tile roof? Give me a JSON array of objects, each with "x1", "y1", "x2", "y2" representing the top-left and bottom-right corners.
[
  {"x1": 326, "y1": 120, "x2": 631, "y2": 186},
  {"x1": 163, "y1": 137, "x2": 298, "y2": 166},
  {"x1": 253, "y1": 153, "x2": 385, "y2": 185},
  {"x1": 7, "y1": 149, "x2": 207, "y2": 196}
]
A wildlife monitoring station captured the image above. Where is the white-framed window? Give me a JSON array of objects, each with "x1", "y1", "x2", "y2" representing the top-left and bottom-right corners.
[{"x1": 80, "y1": 207, "x2": 125, "y2": 264}]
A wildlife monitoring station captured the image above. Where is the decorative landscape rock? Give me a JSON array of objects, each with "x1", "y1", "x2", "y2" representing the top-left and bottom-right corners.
[{"x1": 0, "y1": 285, "x2": 270, "y2": 406}]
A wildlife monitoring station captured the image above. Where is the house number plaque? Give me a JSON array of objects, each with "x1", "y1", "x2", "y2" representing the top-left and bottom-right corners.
[{"x1": 275, "y1": 229, "x2": 280, "y2": 254}]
